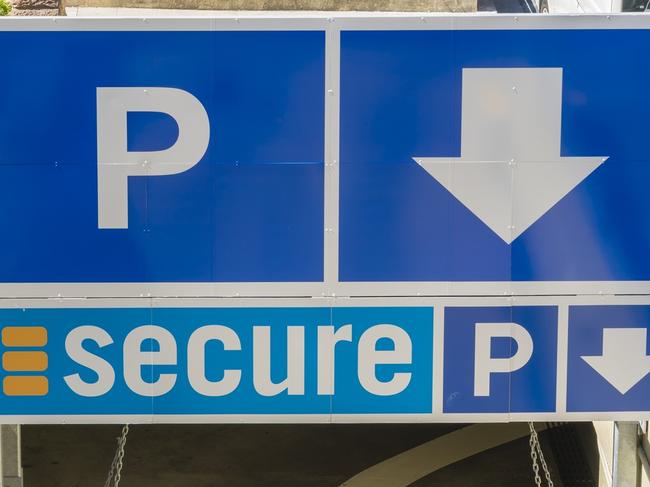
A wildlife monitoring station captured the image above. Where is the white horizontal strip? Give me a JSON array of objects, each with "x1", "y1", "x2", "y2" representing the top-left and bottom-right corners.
[
  {"x1": 0, "y1": 281, "x2": 649, "y2": 299},
  {"x1": 0, "y1": 14, "x2": 648, "y2": 32}
]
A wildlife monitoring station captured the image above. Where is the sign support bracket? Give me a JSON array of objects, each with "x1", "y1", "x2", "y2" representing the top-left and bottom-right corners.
[
  {"x1": 0, "y1": 425, "x2": 23, "y2": 487},
  {"x1": 613, "y1": 421, "x2": 640, "y2": 487}
]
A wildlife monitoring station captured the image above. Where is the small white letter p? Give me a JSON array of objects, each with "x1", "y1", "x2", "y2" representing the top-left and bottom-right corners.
[{"x1": 473, "y1": 322, "x2": 533, "y2": 397}]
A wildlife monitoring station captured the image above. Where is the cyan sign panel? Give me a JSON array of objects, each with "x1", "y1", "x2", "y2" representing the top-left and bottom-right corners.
[{"x1": 0, "y1": 304, "x2": 433, "y2": 419}]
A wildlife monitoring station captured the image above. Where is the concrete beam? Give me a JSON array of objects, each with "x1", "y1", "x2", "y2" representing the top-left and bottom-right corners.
[
  {"x1": 10, "y1": 0, "x2": 64, "y2": 16},
  {"x1": 613, "y1": 422, "x2": 641, "y2": 487},
  {"x1": 65, "y1": 0, "x2": 476, "y2": 12}
]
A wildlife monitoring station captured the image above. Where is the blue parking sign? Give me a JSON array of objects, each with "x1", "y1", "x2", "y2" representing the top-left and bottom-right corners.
[
  {"x1": 443, "y1": 306, "x2": 557, "y2": 414},
  {"x1": 0, "y1": 30, "x2": 324, "y2": 283},
  {"x1": 568, "y1": 305, "x2": 650, "y2": 412},
  {"x1": 339, "y1": 28, "x2": 650, "y2": 283}
]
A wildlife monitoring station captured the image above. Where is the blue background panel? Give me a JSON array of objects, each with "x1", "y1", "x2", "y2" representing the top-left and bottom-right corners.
[
  {"x1": 330, "y1": 307, "x2": 433, "y2": 414},
  {"x1": 340, "y1": 29, "x2": 650, "y2": 283},
  {"x1": 567, "y1": 305, "x2": 650, "y2": 412},
  {"x1": 0, "y1": 31, "x2": 324, "y2": 283},
  {"x1": 151, "y1": 307, "x2": 333, "y2": 415},
  {"x1": 443, "y1": 306, "x2": 557, "y2": 413}
]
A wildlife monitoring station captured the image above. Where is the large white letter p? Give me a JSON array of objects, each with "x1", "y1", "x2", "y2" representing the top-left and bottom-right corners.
[{"x1": 96, "y1": 87, "x2": 210, "y2": 229}]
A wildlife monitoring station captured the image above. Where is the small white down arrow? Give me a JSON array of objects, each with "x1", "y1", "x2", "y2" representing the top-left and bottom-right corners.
[
  {"x1": 581, "y1": 328, "x2": 650, "y2": 395},
  {"x1": 414, "y1": 67, "x2": 608, "y2": 244}
]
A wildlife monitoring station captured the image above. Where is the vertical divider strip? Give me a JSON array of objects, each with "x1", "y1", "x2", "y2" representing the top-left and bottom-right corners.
[
  {"x1": 324, "y1": 22, "x2": 341, "y2": 297},
  {"x1": 556, "y1": 303, "x2": 569, "y2": 414},
  {"x1": 433, "y1": 303, "x2": 445, "y2": 415}
]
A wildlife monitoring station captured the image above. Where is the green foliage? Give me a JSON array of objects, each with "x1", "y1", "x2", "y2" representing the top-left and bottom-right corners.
[{"x1": 0, "y1": 0, "x2": 11, "y2": 16}]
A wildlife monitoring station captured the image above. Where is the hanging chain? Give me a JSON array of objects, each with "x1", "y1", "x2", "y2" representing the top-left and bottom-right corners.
[
  {"x1": 104, "y1": 424, "x2": 130, "y2": 487},
  {"x1": 529, "y1": 427, "x2": 542, "y2": 487},
  {"x1": 528, "y1": 422, "x2": 554, "y2": 487}
]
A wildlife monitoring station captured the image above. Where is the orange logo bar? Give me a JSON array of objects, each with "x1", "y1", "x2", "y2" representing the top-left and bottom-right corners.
[
  {"x1": 2, "y1": 351, "x2": 48, "y2": 372},
  {"x1": 2, "y1": 327, "x2": 47, "y2": 347},
  {"x1": 2, "y1": 326, "x2": 49, "y2": 396},
  {"x1": 3, "y1": 376, "x2": 48, "y2": 396}
]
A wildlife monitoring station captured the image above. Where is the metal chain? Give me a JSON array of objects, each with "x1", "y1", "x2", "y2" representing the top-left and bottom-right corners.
[
  {"x1": 528, "y1": 422, "x2": 554, "y2": 487},
  {"x1": 104, "y1": 424, "x2": 130, "y2": 487},
  {"x1": 535, "y1": 435, "x2": 554, "y2": 487},
  {"x1": 529, "y1": 427, "x2": 542, "y2": 487},
  {"x1": 103, "y1": 444, "x2": 120, "y2": 487}
]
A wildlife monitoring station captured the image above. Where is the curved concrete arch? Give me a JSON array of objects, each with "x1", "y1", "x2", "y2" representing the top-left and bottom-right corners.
[{"x1": 339, "y1": 423, "x2": 547, "y2": 487}]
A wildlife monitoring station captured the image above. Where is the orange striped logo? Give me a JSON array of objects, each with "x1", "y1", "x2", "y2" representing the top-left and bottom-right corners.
[{"x1": 2, "y1": 326, "x2": 48, "y2": 396}]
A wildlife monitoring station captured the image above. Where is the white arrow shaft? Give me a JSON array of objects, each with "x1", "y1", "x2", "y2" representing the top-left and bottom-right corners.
[
  {"x1": 602, "y1": 328, "x2": 648, "y2": 358},
  {"x1": 459, "y1": 68, "x2": 563, "y2": 161}
]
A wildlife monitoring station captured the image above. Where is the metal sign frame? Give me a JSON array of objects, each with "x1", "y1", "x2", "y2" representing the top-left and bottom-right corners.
[{"x1": 2, "y1": 15, "x2": 650, "y2": 424}]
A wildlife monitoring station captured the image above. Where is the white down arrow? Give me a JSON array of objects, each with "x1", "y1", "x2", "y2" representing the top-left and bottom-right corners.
[
  {"x1": 414, "y1": 68, "x2": 608, "y2": 244},
  {"x1": 581, "y1": 328, "x2": 650, "y2": 395}
]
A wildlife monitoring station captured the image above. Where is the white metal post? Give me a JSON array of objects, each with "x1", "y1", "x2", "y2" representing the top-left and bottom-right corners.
[
  {"x1": 0, "y1": 425, "x2": 23, "y2": 487},
  {"x1": 613, "y1": 422, "x2": 640, "y2": 487}
]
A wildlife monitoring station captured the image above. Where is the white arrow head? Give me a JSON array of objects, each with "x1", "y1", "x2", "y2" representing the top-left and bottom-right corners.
[
  {"x1": 414, "y1": 68, "x2": 607, "y2": 244},
  {"x1": 414, "y1": 157, "x2": 606, "y2": 243},
  {"x1": 581, "y1": 328, "x2": 650, "y2": 395}
]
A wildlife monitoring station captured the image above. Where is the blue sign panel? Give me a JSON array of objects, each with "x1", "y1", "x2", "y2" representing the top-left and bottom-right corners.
[
  {"x1": 443, "y1": 306, "x2": 557, "y2": 414},
  {"x1": 0, "y1": 31, "x2": 324, "y2": 283},
  {"x1": 567, "y1": 305, "x2": 650, "y2": 412},
  {"x1": 340, "y1": 29, "x2": 650, "y2": 282},
  {"x1": 3, "y1": 24, "x2": 650, "y2": 287}
]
